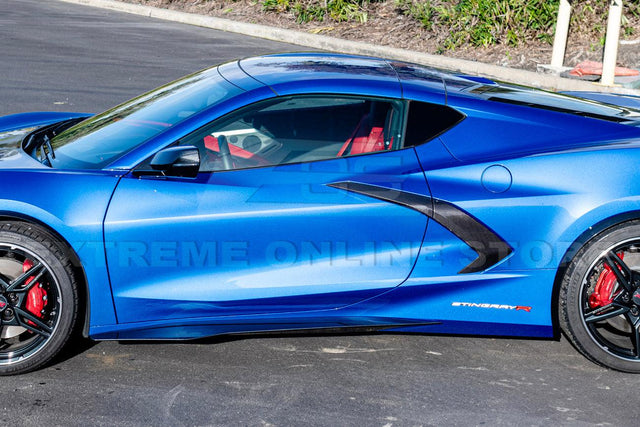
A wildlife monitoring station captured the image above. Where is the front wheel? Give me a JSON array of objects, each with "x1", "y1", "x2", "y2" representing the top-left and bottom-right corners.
[
  {"x1": 0, "y1": 222, "x2": 79, "y2": 375},
  {"x1": 560, "y1": 220, "x2": 640, "y2": 373}
]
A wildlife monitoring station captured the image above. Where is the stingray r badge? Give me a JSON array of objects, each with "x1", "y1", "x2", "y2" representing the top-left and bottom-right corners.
[{"x1": 451, "y1": 302, "x2": 532, "y2": 312}]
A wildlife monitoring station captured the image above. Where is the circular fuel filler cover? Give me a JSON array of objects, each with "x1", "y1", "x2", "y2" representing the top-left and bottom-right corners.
[{"x1": 481, "y1": 164, "x2": 512, "y2": 193}]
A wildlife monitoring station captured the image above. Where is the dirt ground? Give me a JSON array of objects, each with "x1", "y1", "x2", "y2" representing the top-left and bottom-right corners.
[{"x1": 120, "y1": 0, "x2": 640, "y2": 72}]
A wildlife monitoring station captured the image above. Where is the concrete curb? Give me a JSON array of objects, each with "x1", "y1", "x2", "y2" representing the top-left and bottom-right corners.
[{"x1": 59, "y1": 0, "x2": 640, "y2": 95}]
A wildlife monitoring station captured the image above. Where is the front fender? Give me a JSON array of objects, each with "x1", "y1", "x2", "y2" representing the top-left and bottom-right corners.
[
  {"x1": 0, "y1": 112, "x2": 91, "y2": 133},
  {"x1": 0, "y1": 169, "x2": 122, "y2": 329}
]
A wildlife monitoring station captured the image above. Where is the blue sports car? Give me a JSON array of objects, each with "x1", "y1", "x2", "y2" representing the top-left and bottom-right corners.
[{"x1": 2, "y1": 53, "x2": 640, "y2": 374}]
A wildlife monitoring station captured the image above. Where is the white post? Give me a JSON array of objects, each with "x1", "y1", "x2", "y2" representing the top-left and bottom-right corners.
[
  {"x1": 551, "y1": 0, "x2": 572, "y2": 68},
  {"x1": 601, "y1": 0, "x2": 624, "y2": 86}
]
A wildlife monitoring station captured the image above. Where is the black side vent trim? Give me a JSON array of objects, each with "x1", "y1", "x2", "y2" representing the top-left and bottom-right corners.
[{"x1": 327, "y1": 181, "x2": 512, "y2": 274}]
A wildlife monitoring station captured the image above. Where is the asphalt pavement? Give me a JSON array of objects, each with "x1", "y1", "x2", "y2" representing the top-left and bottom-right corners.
[
  {"x1": 0, "y1": 0, "x2": 296, "y2": 115},
  {"x1": 1, "y1": 1, "x2": 640, "y2": 426}
]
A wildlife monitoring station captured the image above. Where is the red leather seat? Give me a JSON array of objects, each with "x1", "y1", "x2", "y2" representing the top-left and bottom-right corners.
[{"x1": 337, "y1": 114, "x2": 388, "y2": 157}]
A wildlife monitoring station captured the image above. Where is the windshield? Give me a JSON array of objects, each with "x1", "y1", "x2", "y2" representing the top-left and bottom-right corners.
[{"x1": 48, "y1": 67, "x2": 243, "y2": 169}]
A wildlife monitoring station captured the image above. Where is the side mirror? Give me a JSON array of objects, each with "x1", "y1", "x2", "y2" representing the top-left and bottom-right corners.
[{"x1": 148, "y1": 146, "x2": 200, "y2": 178}]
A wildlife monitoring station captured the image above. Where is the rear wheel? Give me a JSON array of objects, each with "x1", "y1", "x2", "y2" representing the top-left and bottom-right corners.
[
  {"x1": 560, "y1": 220, "x2": 640, "y2": 372},
  {"x1": 0, "y1": 222, "x2": 79, "y2": 375}
]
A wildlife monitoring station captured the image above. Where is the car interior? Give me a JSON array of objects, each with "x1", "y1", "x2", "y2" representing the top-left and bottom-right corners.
[{"x1": 185, "y1": 97, "x2": 399, "y2": 172}]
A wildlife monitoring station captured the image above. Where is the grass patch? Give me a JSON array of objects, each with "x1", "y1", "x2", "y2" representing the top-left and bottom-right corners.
[
  {"x1": 258, "y1": 0, "x2": 640, "y2": 51},
  {"x1": 262, "y1": 0, "x2": 374, "y2": 23},
  {"x1": 395, "y1": 0, "x2": 640, "y2": 51},
  {"x1": 395, "y1": 0, "x2": 558, "y2": 49}
]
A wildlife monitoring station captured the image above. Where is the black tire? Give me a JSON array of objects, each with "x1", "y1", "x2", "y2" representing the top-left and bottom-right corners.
[
  {"x1": 560, "y1": 220, "x2": 640, "y2": 373},
  {"x1": 0, "y1": 222, "x2": 79, "y2": 375}
]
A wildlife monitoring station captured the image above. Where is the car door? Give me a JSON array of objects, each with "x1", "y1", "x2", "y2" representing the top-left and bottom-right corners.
[{"x1": 104, "y1": 95, "x2": 430, "y2": 323}]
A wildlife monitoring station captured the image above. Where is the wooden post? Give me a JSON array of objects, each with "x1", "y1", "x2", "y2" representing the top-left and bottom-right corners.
[
  {"x1": 551, "y1": 0, "x2": 572, "y2": 68},
  {"x1": 601, "y1": 0, "x2": 624, "y2": 86}
]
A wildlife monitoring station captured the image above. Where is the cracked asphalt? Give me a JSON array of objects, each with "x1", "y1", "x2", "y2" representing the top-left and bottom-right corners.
[{"x1": 1, "y1": 1, "x2": 639, "y2": 425}]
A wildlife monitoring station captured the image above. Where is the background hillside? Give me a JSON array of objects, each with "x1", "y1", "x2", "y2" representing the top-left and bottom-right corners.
[{"x1": 123, "y1": 0, "x2": 640, "y2": 70}]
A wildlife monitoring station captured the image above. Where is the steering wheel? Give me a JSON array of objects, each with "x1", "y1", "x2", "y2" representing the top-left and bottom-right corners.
[{"x1": 217, "y1": 134, "x2": 233, "y2": 170}]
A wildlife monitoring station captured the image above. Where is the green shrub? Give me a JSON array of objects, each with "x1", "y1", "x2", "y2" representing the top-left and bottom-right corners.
[
  {"x1": 262, "y1": 0, "x2": 290, "y2": 13},
  {"x1": 396, "y1": 0, "x2": 559, "y2": 49},
  {"x1": 262, "y1": 0, "x2": 640, "y2": 51},
  {"x1": 395, "y1": 0, "x2": 640, "y2": 50},
  {"x1": 262, "y1": 0, "x2": 371, "y2": 23}
]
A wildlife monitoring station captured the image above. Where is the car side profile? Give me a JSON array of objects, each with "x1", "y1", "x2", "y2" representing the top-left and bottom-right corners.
[{"x1": 2, "y1": 53, "x2": 640, "y2": 374}]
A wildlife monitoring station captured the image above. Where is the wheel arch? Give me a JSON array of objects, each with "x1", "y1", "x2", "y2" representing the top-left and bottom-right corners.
[
  {"x1": 0, "y1": 212, "x2": 91, "y2": 338},
  {"x1": 551, "y1": 209, "x2": 640, "y2": 338}
]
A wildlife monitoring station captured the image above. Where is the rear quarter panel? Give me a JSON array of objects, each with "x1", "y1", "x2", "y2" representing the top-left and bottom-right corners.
[{"x1": 404, "y1": 98, "x2": 640, "y2": 336}]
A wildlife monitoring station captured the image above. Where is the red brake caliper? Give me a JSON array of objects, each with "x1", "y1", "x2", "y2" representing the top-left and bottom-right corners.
[
  {"x1": 23, "y1": 259, "x2": 47, "y2": 319},
  {"x1": 589, "y1": 252, "x2": 624, "y2": 308}
]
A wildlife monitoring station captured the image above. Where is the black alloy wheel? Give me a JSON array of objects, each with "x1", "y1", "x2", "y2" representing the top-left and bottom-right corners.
[
  {"x1": 0, "y1": 222, "x2": 79, "y2": 375},
  {"x1": 561, "y1": 221, "x2": 640, "y2": 372}
]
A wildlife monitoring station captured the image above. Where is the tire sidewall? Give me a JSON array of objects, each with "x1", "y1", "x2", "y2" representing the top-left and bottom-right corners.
[
  {"x1": 563, "y1": 222, "x2": 640, "y2": 373},
  {"x1": 0, "y1": 226, "x2": 77, "y2": 375}
]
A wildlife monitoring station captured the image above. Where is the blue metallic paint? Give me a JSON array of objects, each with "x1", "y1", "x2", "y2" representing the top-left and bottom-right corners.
[
  {"x1": 0, "y1": 169, "x2": 122, "y2": 327},
  {"x1": 0, "y1": 112, "x2": 90, "y2": 133},
  {"x1": 439, "y1": 94, "x2": 640, "y2": 162},
  {"x1": 239, "y1": 54, "x2": 403, "y2": 99},
  {"x1": 104, "y1": 149, "x2": 429, "y2": 324},
  {"x1": 1, "y1": 54, "x2": 640, "y2": 343}
]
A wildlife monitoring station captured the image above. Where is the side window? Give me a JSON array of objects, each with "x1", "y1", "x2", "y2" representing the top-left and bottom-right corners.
[
  {"x1": 178, "y1": 96, "x2": 403, "y2": 172},
  {"x1": 403, "y1": 101, "x2": 465, "y2": 147}
]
